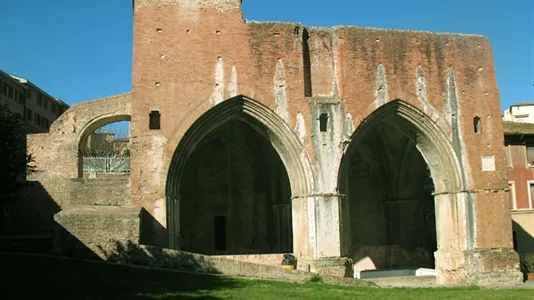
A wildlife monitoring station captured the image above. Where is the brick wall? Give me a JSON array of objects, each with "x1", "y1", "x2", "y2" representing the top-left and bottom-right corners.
[
  {"x1": 70, "y1": 175, "x2": 131, "y2": 206},
  {"x1": 53, "y1": 205, "x2": 140, "y2": 258}
]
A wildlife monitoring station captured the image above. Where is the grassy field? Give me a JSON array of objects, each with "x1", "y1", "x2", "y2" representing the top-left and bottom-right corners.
[{"x1": 1, "y1": 253, "x2": 532, "y2": 300}]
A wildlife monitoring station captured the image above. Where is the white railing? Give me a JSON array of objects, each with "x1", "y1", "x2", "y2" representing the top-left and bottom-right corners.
[{"x1": 83, "y1": 156, "x2": 130, "y2": 173}]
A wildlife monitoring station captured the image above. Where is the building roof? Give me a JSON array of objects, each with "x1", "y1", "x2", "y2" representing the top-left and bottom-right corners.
[
  {"x1": 508, "y1": 102, "x2": 534, "y2": 108},
  {"x1": 503, "y1": 121, "x2": 534, "y2": 135},
  {"x1": 2, "y1": 70, "x2": 70, "y2": 108}
]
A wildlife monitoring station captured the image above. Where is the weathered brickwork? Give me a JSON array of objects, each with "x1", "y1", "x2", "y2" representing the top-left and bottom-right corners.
[
  {"x1": 70, "y1": 176, "x2": 131, "y2": 206},
  {"x1": 53, "y1": 206, "x2": 140, "y2": 258},
  {"x1": 26, "y1": 0, "x2": 522, "y2": 285}
]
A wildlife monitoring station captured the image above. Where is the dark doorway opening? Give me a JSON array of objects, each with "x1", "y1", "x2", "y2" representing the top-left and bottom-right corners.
[{"x1": 214, "y1": 216, "x2": 227, "y2": 251}]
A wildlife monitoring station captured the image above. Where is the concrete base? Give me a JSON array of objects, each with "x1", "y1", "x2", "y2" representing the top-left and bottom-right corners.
[
  {"x1": 299, "y1": 257, "x2": 353, "y2": 277},
  {"x1": 435, "y1": 248, "x2": 523, "y2": 285},
  {"x1": 355, "y1": 268, "x2": 436, "y2": 279}
]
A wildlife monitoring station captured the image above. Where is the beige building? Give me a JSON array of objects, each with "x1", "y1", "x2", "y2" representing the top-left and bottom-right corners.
[
  {"x1": 0, "y1": 69, "x2": 69, "y2": 133},
  {"x1": 503, "y1": 121, "x2": 534, "y2": 255},
  {"x1": 503, "y1": 103, "x2": 534, "y2": 124}
]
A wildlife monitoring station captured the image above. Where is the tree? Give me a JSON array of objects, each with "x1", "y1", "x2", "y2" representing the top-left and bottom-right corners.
[{"x1": 0, "y1": 103, "x2": 34, "y2": 232}]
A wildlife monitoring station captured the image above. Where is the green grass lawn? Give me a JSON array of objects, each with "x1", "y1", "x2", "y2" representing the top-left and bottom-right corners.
[{"x1": 1, "y1": 253, "x2": 532, "y2": 300}]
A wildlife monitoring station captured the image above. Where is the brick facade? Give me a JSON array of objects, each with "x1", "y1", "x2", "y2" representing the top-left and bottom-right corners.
[{"x1": 26, "y1": 0, "x2": 523, "y2": 285}]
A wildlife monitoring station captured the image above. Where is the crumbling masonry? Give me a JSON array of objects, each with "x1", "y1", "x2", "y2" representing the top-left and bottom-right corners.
[{"x1": 27, "y1": 0, "x2": 523, "y2": 285}]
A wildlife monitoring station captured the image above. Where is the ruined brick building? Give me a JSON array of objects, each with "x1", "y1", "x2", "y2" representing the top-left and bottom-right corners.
[{"x1": 26, "y1": 0, "x2": 523, "y2": 285}]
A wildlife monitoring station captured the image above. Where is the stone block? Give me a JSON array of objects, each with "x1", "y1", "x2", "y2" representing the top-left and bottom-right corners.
[{"x1": 53, "y1": 205, "x2": 140, "y2": 258}]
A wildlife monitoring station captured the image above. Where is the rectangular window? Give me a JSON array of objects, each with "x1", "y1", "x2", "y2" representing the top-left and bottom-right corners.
[
  {"x1": 14, "y1": 90, "x2": 24, "y2": 104},
  {"x1": 509, "y1": 181, "x2": 517, "y2": 210},
  {"x1": 26, "y1": 108, "x2": 32, "y2": 121},
  {"x1": 6, "y1": 84, "x2": 13, "y2": 99},
  {"x1": 37, "y1": 94, "x2": 42, "y2": 107},
  {"x1": 528, "y1": 181, "x2": 534, "y2": 210},
  {"x1": 34, "y1": 113, "x2": 40, "y2": 125},
  {"x1": 44, "y1": 97, "x2": 48, "y2": 109},
  {"x1": 149, "y1": 110, "x2": 161, "y2": 130},
  {"x1": 526, "y1": 146, "x2": 534, "y2": 167}
]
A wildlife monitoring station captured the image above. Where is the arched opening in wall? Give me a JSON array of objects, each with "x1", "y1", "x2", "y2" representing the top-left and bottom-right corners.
[
  {"x1": 178, "y1": 117, "x2": 292, "y2": 255},
  {"x1": 78, "y1": 117, "x2": 131, "y2": 179},
  {"x1": 338, "y1": 100, "x2": 462, "y2": 275},
  {"x1": 165, "y1": 96, "x2": 313, "y2": 256}
]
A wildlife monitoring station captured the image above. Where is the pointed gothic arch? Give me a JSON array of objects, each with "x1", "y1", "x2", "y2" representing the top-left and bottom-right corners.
[{"x1": 165, "y1": 95, "x2": 315, "y2": 250}]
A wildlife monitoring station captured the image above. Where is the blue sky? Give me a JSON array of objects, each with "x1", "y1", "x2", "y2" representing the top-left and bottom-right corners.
[{"x1": 0, "y1": 0, "x2": 533, "y2": 113}]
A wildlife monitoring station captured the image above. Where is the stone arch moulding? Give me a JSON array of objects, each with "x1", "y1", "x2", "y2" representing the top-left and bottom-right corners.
[
  {"x1": 165, "y1": 94, "x2": 315, "y2": 250},
  {"x1": 337, "y1": 99, "x2": 475, "y2": 283},
  {"x1": 338, "y1": 99, "x2": 464, "y2": 195},
  {"x1": 76, "y1": 114, "x2": 132, "y2": 178}
]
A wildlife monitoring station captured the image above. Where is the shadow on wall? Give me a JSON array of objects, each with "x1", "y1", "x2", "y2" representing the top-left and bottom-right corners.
[
  {"x1": 139, "y1": 207, "x2": 167, "y2": 248},
  {"x1": 1, "y1": 181, "x2": 60, "y2": 236},
  {"x1": 513, "y1": 220, "x2": 534, "y2": 280},
  {"x1": 52, "y1": 221, "x2": 102, "y2": 260},
  {"x1": 513, "y1": 220, "x2": 534, "y2": 254},
  {"x1": 0, "y1": 251, "x2": 241, "y2": 300}
]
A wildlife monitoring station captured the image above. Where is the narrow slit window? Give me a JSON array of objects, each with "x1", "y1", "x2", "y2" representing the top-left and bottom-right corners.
[
  {"x1": 319, "y1": 113, "x2": 329, "y2": 132},
  {"x1": 214, "y1": 216, "x2": 227, "y2": 251},
  {"x1": 149, "y1": 110, "x2": 161, "y2": 130},
  {"x1": 473, "y1": 116, "x2": 481, "y2": 134}
]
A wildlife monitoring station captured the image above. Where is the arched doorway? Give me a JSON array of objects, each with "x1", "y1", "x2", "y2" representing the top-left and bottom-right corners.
[
  {"x1": 338, "y1": 100, "x2": 463, "y2": 273},
  {"x1": 166, "y1": 95, "x2": 314, "y2": 255}
]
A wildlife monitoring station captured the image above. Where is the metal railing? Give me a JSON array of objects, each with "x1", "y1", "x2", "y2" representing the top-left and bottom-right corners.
[{"x1": 82, "y1": 156, "x2": 130, "y2": 173}]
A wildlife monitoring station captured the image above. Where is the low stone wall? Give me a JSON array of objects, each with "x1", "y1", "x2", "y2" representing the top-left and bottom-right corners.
[
  {"x1": 53, "y1": 205, "x2": 140, "y2": 258},
  {"x1": 70, "y1": 176, "x2": 131, "y2": 206},
  {"x1": 214, "y1": 253, "x2": 285, "y2": 267},
  {"x1": 99, "y1": 245, "x2": 373, "y2": 286}
]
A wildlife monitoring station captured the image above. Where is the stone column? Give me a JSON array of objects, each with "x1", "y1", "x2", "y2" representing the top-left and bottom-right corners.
[
  {"x1": 291, "y1": 196, "x2": 313, "y2": 259},
  {"x1": 434, "y1": 191, "x2": 523, "y2": 285},
  {"x1": 293, "y1": 194, "x2": 352, "y2": 277}
]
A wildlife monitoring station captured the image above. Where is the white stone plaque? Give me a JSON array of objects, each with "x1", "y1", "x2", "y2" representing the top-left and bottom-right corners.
[{"x1": 481, "y1": 155, "x2": 495, "y2": 172}]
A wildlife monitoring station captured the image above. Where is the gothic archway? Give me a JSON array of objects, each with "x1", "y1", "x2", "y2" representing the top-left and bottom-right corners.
[
  {"x1": 338, "y1": 100, "x2": 465, "y2": 275},
  {"x1": 166, "y1": 95, "x2": 314, "y2": 253}
]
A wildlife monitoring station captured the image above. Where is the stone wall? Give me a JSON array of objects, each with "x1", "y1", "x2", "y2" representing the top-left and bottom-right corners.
[
  {"x1": 70, "y1": 175, "x2": 131, "y2": 206},
  {"x1": 22, "y1": 0, "x2": 523, "y2": 286},
  {"x1": 27, "y1": 92, "x2": 132, "y2": 184},
  {"x1": 53, "y1": 205, "x2": 140, "y2": 258},
  {"x1": 131, "y1": 0, "x2": 512, "y2": 260}
]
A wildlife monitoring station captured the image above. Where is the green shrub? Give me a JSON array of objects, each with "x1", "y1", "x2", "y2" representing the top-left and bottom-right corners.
[
  {"x1": 520, "y1": 253, "x2": 534, "y2": 273},
  {"x1": 307, "y1": 275, "x2": 323, "y2": 283}
]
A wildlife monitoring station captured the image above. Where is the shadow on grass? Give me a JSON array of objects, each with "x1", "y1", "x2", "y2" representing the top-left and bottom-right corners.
[{"x1": 0, "y1": 251, "x2": 242, "y2": 299}]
